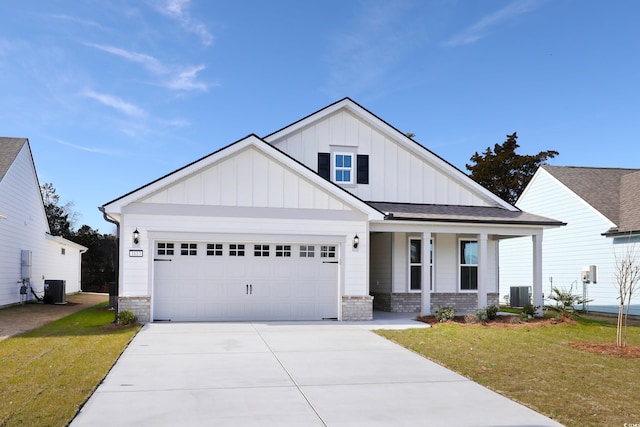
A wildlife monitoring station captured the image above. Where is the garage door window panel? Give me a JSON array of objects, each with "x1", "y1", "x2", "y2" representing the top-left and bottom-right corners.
[
  {"x1": 206, "y1": 243, "x2": 223, "y2": 256},
  {"x1": 181, "y1": 243, "x2": 197, "y2": 256},
  {"x1": 229, "y1": 244, "x2": 245, "y2": 256},
  {"x1": 320, "y1": 245, "x2": 337, "y2": 258},
  {"x1": 254, "y1": 244, "x2": 270, "y2": 257},
  {"x1": 157, "y1": 242, "x2": 175, "y2": 256},
  {"x1": 300, "y1": 245, "x2": 315, "y2": 258},
  {"x1": 276, "y1": 245, "x2": 291, "y2": 257}
]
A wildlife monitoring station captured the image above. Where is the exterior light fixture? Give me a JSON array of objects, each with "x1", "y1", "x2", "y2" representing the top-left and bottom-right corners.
[
  {"x1": 133, "y1": 228, "x2": 140, "y2": 245},
  {"x1": 353, "y1": 234, "x2": 359, "y2": 249}
]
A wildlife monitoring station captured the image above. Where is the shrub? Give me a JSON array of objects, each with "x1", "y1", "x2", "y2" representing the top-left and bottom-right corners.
[
  {"x1": 547, "y1": 284, "x2": 592, "y2": 317},
  {"x1": 486, "y1": 305, "x2": 499, "y2": 320},
  {"x1": 475, "y1": 308, "x2": 489, "y2": 322},
  {"x1": 116, "y1": 310, "x2": 138, "y2": 325},
  {"x1": 520, "y1": 303, "x2": 539, "y2": 322},
  {"x1": 465, "y1": 314, "x2": 480, "y2": 324},
  {"x1": 435, "y1": 306, "x2": 456, "y2": 322}
]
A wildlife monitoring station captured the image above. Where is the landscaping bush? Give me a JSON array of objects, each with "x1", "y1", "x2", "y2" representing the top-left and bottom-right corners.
[
  {"x1": 475, "y1": 308, "x2": 489, "y2": 322},
  {"x1": 520, "y1": 303, "x2": 539, "y2": 322},
  {"x1": 435, "y1": 306, "x2": 456, "y2": 322},
  {"x1": 486, "y1": 305, "x2": 499, "y2": 320},
  {"x1": 116, "y1": 310, "x2": 138, "y2": 325},
  {"x1": 465, "y1": 313, "x2": 480, "y2": 324}
]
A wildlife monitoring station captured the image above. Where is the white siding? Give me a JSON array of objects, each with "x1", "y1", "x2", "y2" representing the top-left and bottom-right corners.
[
  {"x1": 140, "y1": 146, "x2": 351, "y2": 212},
  {"x1": 0, "y1": 144, "x2": 84, "y2": 306},
  {"x1": 500, "y1": 169, "x2": 622, "y2": 310},
  {"x1": 270, "y1": 109, "x2": 492, "y2": 206}
]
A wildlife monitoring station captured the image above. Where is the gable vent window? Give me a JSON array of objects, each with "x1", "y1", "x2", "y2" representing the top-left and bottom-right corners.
[
  {"x1": 334, "y1": 153, "x2": 353, "y2": 183},
  {"x1": 61, "y1": 248, "x2": 66, "y2": 255},
  {"x1": 180, "y1": 243, "x2": 197, "y2": 256}
]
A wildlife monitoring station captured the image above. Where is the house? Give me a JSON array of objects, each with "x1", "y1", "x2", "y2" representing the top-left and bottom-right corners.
[
  {"x1": 0, "y1": 137, "x2": 87, "y2": 307},
  {"x1": 500, "y1": 165, "x2": 640, "y2": 315},
  {"x1": 101, "y1": 98, "x2": 563, "y2": 322}
]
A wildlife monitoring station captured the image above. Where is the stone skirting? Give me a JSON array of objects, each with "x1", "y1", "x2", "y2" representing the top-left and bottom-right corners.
[
  {"x1": 342, "y1": 295, "x2": 373, "y2": 321},
  {"x1": 118, "y1": 296, "x2": 151, "y2": 323},
  {"x1": 430, "y1": 292, "x2": 501, "y2": 315},
  {"x1": 370, "y1": 292, "x2": 421, "y2": 313}
]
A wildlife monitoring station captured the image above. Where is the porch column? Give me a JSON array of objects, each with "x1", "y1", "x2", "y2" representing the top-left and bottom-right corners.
[
  {"x1": 421, "y1": 232, "x2": 431, "y2": 316},
  {"x1": 532, "y1": 231, "x2": 544, "y2": 316},
  {"x1": 477, "y1": 233, "x2": 488, "y2": 309}
]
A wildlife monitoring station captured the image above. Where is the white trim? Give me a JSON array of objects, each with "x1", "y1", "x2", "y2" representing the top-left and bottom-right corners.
[
  {"x1": 459, "y1": 238, "x2": 478, "y2": 292},
  {"x1": 407, "y1": 235, "x2": 434, "y2": 293}
]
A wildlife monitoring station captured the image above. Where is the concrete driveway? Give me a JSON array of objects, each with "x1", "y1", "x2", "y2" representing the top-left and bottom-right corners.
[{"x1": 72, "y1": 321, "x2": 562, "y2": 427}]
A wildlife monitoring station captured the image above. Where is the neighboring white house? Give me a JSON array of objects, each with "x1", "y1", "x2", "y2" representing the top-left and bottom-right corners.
[
  {"x1": 101, "y1": 98, "x2": 563, "y2": 323},
  {"x1": 500, "y1": 165, "x2": 640, "y2": 315},
  {"x1": 0, "y1": 137, "x2": 87, "y2": 307}
]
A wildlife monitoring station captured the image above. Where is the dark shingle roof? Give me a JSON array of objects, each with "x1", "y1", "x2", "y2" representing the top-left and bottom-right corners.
[
  {"x1": 367, "y1": 201, "x2": 564, "y2": 226},
  {"x1": 615, "y1": 170, "x2": 640, "y2": 234},
  {"x1": 0, "y1": 137, "x2": 28, "y2": 182},
  {"x1": 542, "y1": 165, "x2": 640, "y2": 226}
]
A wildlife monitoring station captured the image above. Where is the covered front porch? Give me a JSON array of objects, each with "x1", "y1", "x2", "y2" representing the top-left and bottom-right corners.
[{"x1": 366, "y1": 202, "x2": 562, "y2": 317}]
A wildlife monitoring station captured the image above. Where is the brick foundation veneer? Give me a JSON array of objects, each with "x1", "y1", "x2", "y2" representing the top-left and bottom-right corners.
[
  {"x1": 342, "y1": 295, "x2": 373, "y2": 320},
  {"x1": 118, "y1": 296, "x2": 151, "y2": 323}
]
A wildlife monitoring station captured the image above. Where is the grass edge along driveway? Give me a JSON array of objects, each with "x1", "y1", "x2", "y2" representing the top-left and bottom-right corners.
[
  {"x1": 377, "y1": 318, "x2": 640, "y2": 427},
  {"x1": 0, "y1": 303, "x2": 140, "y2": 427}
]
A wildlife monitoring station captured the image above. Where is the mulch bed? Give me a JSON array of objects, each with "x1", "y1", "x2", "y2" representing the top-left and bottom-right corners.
[{"x1": 568, "y1": 341, "x2": 640, "y2": 358}]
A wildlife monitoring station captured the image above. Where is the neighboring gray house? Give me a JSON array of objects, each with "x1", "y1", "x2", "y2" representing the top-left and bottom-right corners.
[
  {"x1": 101, "y1": 98, "x2": 562, "y2": 323},
  {"x1": 500, "y1": 165, "x2": 640, "y2": 315},
  {"x1": 0, "y1": 137, "x2": 87, "y2": 307}
]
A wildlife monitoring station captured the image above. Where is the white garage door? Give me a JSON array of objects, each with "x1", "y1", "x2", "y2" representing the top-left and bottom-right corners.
[{"x1": 153, "y1": 241, "x2": 339, "y2": 321}]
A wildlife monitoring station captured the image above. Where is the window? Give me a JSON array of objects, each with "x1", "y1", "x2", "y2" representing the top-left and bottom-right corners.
[
  {"x1": 254, "y1": 244, "x2": 269, "y2": 257},
  {"x1": 275, "y1": 245, "x2": 291, "y2": 257},
  {"x1": 206, "y1": 243, "x2": 223, "y2": 256},
  {"x1": 300, "y1": 245, "x2": 315, "y2": 258},
  {"x1": 409, "y1": 239, "x2": 434, "y2": 292},
  {"x1": 460, "y1": 240, "x2": 478, "y2": 290},
  {"x1": 229, "y1": 244, "x2": 245, "y2": 256},
  {"x1": 61, "y1": 248, "x2": 66, "y2": 255},
  {"x1": 157, "y1": 242, "x2": 174, "y2": 256},
  {"x1": 334, "y1": 153, "x2": 353, "y2": 183},
  {"x1": 320, "y1": 245, "x2": 336, "y2": 258},
  {"x1": 181, "y1": 243, "x2": 197, "y2": 256}
]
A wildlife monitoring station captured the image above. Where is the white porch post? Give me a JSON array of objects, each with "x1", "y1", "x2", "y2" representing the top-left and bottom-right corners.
[
  {"x1": 477, "y1": 233, "x2": 488, "y2": 309},
  {"x1": 421, "y1": 232, "x2": 431, "y2": 316},
  {"x1": 532, "y1": 232, "x2": 544, "y2": 316}
]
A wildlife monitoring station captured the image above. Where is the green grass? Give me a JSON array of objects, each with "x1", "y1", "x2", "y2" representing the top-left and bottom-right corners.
[
  {"x1": 377, "y1": 318, "x2": 640, "y2": 427},
  {"x1": 0, "y1": 304, "x2": 140, "y2": 427}
]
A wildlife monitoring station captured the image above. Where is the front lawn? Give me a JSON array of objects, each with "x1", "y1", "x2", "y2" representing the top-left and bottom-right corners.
[
  {"x1": 0, "y1": 304, "x2": 140, "y2": 426},
  {"x1": 377, "y1": 317, "x2": 640, "y2": 427}
]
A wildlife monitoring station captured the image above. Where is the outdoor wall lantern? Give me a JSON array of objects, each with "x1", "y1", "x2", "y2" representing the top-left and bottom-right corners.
[
  {"x1": 353, "y1": 234, "x2": 359, "y2": 249},
  {"x1": 133, "y1": 228, "x2": 140, "y2": 245}
]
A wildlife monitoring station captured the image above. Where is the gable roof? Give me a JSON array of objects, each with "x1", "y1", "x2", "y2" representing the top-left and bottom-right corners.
[
  {"x1": 541, "y1": 165, "x2": 640, "y2": 235},
  {"x1": 264, "y1": 97, "x2": 517, "y2": 212},
  {"x1": 102, "y1": 134, "x2": 384, "y2": 220},
  {"x1": 0, "y1": 137, "x2": 28, "y2": 182}
]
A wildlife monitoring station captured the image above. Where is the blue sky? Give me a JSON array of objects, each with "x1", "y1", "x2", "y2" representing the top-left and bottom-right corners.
[{"x1": 1, "y1": 0, "x2": 639, "y2": 233}]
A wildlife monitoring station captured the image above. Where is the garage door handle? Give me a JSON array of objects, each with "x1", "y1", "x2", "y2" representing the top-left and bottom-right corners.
[
  {"x1": 246, "y1": 284, "x2": 249, "y2": 295},
  {"x1": 154, "y1": 258, "x2": 172, "y2": 262},
  {"x1": 250, "y1": 284, "x2": 253, "y2": 295},
  {"x1": 322, "y1": 261, "x2": 339, "y2": 264}
]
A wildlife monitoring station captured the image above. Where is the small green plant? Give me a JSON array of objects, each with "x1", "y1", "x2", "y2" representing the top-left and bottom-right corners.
[
  {"x1": 465, "y1": 313, "x2": 480, "y2": 324},
  {"x1": 486, "y1": 305, "x2": 499, "y2": 320},
  {"x1": 520, "y1": 303, "x2": 540, "y2": 322},
  {"x1": 435, "y1": 306, "x2": 456, "y2": 322},
  {"x1": 547, "y1": 283, "x2": 592, "y2": 317},
  {"x1": 116, "y1": 310, "x2": 138, "y2": 325},
  {"x1": 475, "y1": 308, "x2": 489, "y2": 322}
]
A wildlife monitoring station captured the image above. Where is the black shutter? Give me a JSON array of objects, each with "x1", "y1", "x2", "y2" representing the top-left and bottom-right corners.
[
  {"x1": 318, "y1": 152, "x2": 330, "y2": 180},
  {"x1": 357, "y1": 154, "x2": 369, "y2": 184}
]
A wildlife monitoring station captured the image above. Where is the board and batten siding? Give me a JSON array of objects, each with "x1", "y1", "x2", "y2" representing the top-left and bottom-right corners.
[
  {"x1": 269, "y1": 109, "x2": 491, "y2": 206},
  {"x1": 0, "y1": 144, "x2": 81, "y2": 305},
  {"x1": 500, "y1": 169, "x2": 619, "y2": 307}
]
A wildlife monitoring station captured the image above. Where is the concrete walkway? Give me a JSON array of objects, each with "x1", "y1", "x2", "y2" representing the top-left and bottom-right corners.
[{"x1": 72, "y1": 320, "x2": 562, "y2": 427}]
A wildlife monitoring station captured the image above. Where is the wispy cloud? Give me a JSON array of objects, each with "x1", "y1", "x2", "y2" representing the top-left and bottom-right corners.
[
  {"x1": 323, "y1": 2, "x2": 418, "y2": 98},
  {"x1": 53, "y1": 138, "x2": 122, "y2": 155},
  {"x1": 50, "y1": 14, "x2": 109, "y2": 31},
  {"x1": 85, "y1": 43, "x2": 209, "y2": 91},
  {"x1": 444, "y1": 0, "x2": 544, "y2": 47},
  {"x1": 154, "y1": 0, "x2": 213, "y2": 46},
  {"x1": 82, "y1": 89, "x2": 146, "y2": 117}
]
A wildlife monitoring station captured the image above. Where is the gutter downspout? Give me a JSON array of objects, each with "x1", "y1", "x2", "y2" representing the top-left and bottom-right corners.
[{"x1": 99, "y1": 206, "x2": 120, "y2": 321}]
